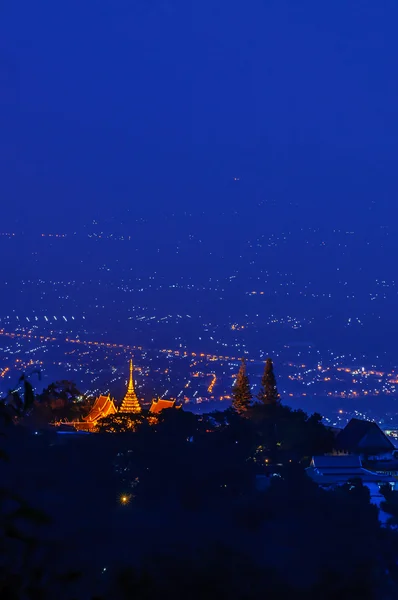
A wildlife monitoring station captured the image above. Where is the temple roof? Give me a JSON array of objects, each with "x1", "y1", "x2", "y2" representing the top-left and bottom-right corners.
[
  {"x1": 83, "y1": 394, "x2": 117, "y2": 422},
  {"x1": 149, "y1": 398, "x2": 181, "y2": 414}
]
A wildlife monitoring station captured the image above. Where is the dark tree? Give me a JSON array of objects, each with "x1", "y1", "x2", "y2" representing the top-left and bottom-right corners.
[
  {"x1": 10, "y1": 369, "x2": 42, "y2": 414},
  {"x1": 20, "y1": 377, "x2": 35, "y2": 412},
  {"x1": 258, "y1": 358, "x2": 280, "y2": 405},
  {"x1": 39, "y1": 380, "x2": 82, "y2": 406},
  {"x1": 232, "y1": 358, "x2": 252, "y2": 414}
]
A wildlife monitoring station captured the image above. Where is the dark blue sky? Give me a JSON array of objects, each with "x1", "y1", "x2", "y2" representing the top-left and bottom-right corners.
[
  {"x1": 2, "y1": 1, "x2": 398, "y2": 415},
  {"x1": 1, "y1": 0, "x2": 397, "y2": 230}
]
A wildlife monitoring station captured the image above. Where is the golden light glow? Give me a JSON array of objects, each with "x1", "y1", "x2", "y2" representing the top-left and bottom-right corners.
[
  {"x1": 0, "y1": 328, "x2": 258, "y2": 364},
  {"x1": 207, "y1": 374, "x2": 217, "y2": 394},
  {"x1": 119, "y1": 359, "x2": 142, "y2": 413},
  {"x1": 231, "y1": 323, "x2": 245, "y2": 331},
  {"x1": 0, "y1": 367, "x2": 9, "y2": 378},
  {"x1": 120, "y1": 494, "x2": 131, "y2": 505}
]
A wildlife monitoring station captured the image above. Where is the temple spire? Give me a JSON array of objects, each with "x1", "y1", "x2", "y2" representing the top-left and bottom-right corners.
[
  {"x1": 119, "y1": 358, "x2": 141, "y2": 413},
  {"x1": 127, "y1": 359, "x2": 134, "y2": 392}
]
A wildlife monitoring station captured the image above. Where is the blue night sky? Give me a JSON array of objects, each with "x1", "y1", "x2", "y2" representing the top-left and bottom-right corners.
[
  {"x1": 1, "y1": 1, "x2": 398, "y2": 419},
  {"x1": 1, "y1": 0, "x2": 397, "y2": 230}
]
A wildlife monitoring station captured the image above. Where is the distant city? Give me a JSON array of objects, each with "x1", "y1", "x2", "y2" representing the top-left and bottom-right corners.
[{"x1": 2, "y1": 218, "x2": 398, "y2": 435}]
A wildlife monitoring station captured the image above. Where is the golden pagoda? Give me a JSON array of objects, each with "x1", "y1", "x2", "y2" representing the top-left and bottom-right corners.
[{"x1": 119, "y1": 359, "x2": 141, "y2": 413}]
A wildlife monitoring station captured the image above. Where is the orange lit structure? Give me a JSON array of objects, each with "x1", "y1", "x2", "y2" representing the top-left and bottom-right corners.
[
  {"x1": 86, "y1": 394, "x2": 117, "y2": 422},
  {"x1": 149, "y1": 398, "x2": 181, "y2": 414},
  {"x1": 71, "y1": 394, "x2": 117, "y2": 431},
  {"x1": 119, "y1": 359, "x2": 141, "y2": 413},
  {"x1": 59, "y1": 359, "x2": 184, "y2": 431}
]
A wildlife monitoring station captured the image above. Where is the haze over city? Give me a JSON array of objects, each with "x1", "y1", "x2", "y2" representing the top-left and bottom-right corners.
[
  {"x1": 2, "y1": 4, "x2": 398, "y2": 596},
  {"x1": 1, "y1": 1, "x2": 398, "y2": 427}
]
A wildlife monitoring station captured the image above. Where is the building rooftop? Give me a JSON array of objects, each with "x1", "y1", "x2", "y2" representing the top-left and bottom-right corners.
[
  {"x1": 307, "y1": 454, "x2": 393, "y2": 485},
  {"x1": 335, "y1": 418, "x2": 395, "y2": 453},
  {"x1": 149, "y1": 398, "x2": 181, "y2": 414},
  {"x1": 83, "y1": 394, "x2": 116, "y2": 423}
]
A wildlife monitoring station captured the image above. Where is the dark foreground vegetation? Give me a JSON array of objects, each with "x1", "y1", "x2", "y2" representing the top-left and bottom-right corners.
[{"x1": 1, "y1": 364, "x2": 398, "y2": 598}]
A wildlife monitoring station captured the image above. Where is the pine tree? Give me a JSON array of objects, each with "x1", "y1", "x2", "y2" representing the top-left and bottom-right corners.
[
  {"x1": 258, "y1": 357, "x2": 280, "y2": 405},
  {"x1": 232, "y1": 358, "x2": 252, "y2": 414}
]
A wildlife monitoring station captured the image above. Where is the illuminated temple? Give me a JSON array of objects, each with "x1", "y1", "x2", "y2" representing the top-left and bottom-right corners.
[
  {"x1": 66, "y1": 358, "x2": 180, "y2": 431},
  {"x1": 149, "y1": 398, "x2": 181, "y2": 413},
  {"x1": 72, "y1": 394, "x2": 117, "y2": 431},
  {"x1": 119, "y1": 359, "x2": 142, "y2": 413},
  {"x1": 84, "y1": 394, "x2": 117, "y2": 422}
]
